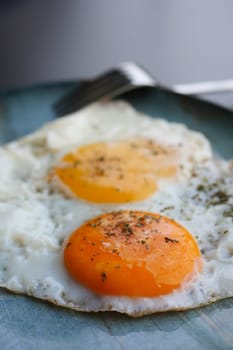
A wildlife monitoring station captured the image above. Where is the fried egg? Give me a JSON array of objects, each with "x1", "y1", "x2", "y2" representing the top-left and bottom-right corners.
[{"x1": 0, "y1": 101, "x2": 232, "y2": 317}]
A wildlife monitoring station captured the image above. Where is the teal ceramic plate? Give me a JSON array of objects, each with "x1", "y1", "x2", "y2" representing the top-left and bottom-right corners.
[{"x1": 0, "y1": 83, "x2": 233, "y2": 350}]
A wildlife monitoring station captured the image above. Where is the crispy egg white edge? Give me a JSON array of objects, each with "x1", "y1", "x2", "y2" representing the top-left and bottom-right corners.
[{"x1": 0, "y1": 101, "x2": 232, "y2": 316}]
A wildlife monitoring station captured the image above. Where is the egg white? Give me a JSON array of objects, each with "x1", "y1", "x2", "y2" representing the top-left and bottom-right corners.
[{"x1": 0, "y1": 101, "x2": 232, "y2": 317}]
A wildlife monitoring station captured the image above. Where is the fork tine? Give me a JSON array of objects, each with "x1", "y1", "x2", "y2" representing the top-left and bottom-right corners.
[
  {"x1": 53, "y1": 70, "x2": 129, "y2": 115},
  {"x1": 53, "y1": 63, "x2": 156, "y2": 117}
]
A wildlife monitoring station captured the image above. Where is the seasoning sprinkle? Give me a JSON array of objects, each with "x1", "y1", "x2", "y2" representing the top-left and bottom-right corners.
[
  {"x1": 101, "y1": 272, "x2": 107, "y2": 282},
  {"x1": 164, "y1": 237, "x2": 179, "y2": 244}
]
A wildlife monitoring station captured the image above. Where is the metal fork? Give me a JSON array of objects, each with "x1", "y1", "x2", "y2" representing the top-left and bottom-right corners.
[{"x1": 53, "y1": 62, "x2": 233, "y2": 117}]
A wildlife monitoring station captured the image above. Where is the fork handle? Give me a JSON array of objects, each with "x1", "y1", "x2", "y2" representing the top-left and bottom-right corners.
[{"x1": 172, "y1": 79, "x2": 233, "y2": 95}]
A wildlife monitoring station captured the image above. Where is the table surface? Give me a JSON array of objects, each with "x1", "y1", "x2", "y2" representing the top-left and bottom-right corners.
[{"x1": 0, "y1": 0, "x2": 233, "y2": 109}]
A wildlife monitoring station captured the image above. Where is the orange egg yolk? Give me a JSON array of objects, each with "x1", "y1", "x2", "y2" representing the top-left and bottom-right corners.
[
  {"x1": 64, "y1": 211, "x2": 202, "y2": 297},
  {"x1": 53, "y1": 139, "x2": 178, "y2": 203}
]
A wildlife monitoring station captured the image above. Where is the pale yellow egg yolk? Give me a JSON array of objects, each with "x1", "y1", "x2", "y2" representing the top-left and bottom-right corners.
[
  {"x1": 64, "y1": 211, "x2": 202, "y2": 297},
  {"x1": 53, "y1": 139, "x2": 179, "y2": 203}
]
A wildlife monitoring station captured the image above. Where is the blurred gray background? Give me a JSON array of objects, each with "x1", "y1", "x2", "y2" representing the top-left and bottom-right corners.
[{"x1": 0, "y1": 0, "x2": 233, "y2": 108}]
